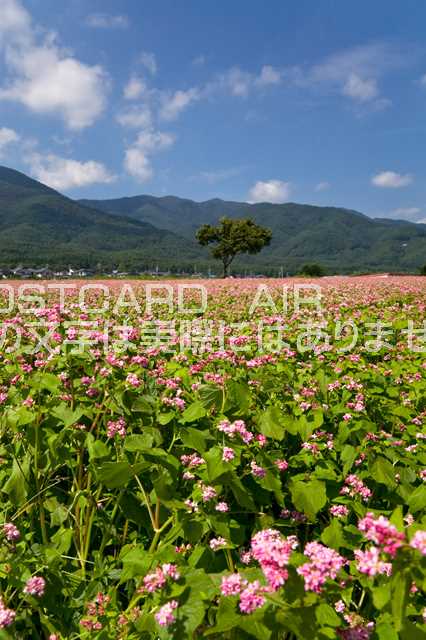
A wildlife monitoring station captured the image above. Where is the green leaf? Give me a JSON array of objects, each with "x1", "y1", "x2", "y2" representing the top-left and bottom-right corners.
[
  {"x1": 373, "y1": 583, "x2": 391, "y2": 609},
  {"x1": 120, "y1": 545, "x2": 152, "y2": 581},
  {"x1": 205, "y1": 446, "x2": 230, "y2": 482},
  {"x1": 290, "y1": 478, "x2": 327, "y2": 520},
  {"x1": 371, "y1": 456, "x2": 396, "y2": 488},
  {"x1": 3, "y1": 454, "x2": 30, "y2": 506},
  {"x1": 198, "y1": 384, "x2": 224, "y2": 410},
  {"x1": 321, "y1": 518, "x2": 344, "y2": 549},
  {"x1": 407, "y1": 485, "x2": 426, "y2": 513},
  {"x1": 96, "y1": 461, "x2": 134, "y2": 489},
  {"x1": 391, "y1": 571, "x2": 409, "y2": 632},
  {"x1": 86, "y1": 433, "x2": 110, "y2": 460},
  {"x1": 257, "y1": 406, "x2": 285, "y2": 440},
  {"x1": 123, "y1": 433, "x2": 154, "y2": 452},
  {"x1": 52, "y1": 403, "x2": 84, "y2": 428},
  {"x1": 315, "y1": 603, "x2": 341, "y2": 627},
  {"x1": 181, "y1": 401, "x2": 207, "y2": 423},
  {"x1": 180, "y1": 427, "x2": 210, "y2": 453},
  {"x1": 131, "y1": 395, "x2": 156, "y2": 414}
]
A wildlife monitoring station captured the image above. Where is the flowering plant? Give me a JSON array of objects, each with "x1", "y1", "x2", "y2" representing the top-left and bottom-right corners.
[{"x1": 0, "y1": 278, "x2": 424, "y2": 638}]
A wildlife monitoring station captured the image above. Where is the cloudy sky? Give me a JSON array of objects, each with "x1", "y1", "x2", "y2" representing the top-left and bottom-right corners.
[{"x1": 0, "y1": 0, "x2": 425, "y2": 222}]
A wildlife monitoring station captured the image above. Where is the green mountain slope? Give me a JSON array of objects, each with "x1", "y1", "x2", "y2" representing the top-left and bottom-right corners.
[
  {"x1": 80, "y1": 195, "x2": 426, "y2": 273},
  {"x1": 0, "y1": 166, "x2": 200, "y2": 269}
]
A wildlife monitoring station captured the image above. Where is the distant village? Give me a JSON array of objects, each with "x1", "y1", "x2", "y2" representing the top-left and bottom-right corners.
[
  {"x1": 0, "y1": 265, "x2": 273, "y2": 279},
  {"x1": 0, "y1": 266, "x2": 224, "y2": 279}
]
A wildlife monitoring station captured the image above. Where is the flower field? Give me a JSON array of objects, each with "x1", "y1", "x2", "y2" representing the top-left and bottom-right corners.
[{"x1": 0, "y1": 276, "x2": 425, "y2": 639}]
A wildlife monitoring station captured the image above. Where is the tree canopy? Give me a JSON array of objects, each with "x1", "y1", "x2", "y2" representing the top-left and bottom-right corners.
[{"x1": 196, "y1": 217, "x2": 272, "y2": 277}]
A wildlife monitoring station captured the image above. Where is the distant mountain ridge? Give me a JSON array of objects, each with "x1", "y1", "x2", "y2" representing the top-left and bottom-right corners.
[
  {"x1": 0, "y1": 165, "x2": 425, "y2": 273},
  {"x1": 80, "y1": 193, "x2": 426, "y2": 273},
  {"x1": 0, "y1": 166, "x2": 199, "y2": 270}
]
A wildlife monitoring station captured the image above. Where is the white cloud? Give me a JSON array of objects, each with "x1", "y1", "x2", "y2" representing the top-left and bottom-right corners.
[
  {"x1": 342, "y1": 73, "x2": 378, "y2": 102},
  {"x1": 160, "y1": 88, "x2": 200, "y2": 121},
  {"x1": 205, "y1": 65, "x2": 283, "y2": 100},
  {"x1": 85, "y1": 13, "x2": 129, "y2": 29},
  {"x1": 0, "y1": 126, "x2": 19, "y2": 155},
  {"x1": 139, "y1": 51, "x2": 157, "y2": 76},
  {"x1": 248, "y1": 180, "x2": 292, "y2": 203},
  {"x1": 371, "y1": 171, "x2": 413, "y2": 188},
  {"x1": 124, "y1": 128, "x2": 175, "y2": 183},
  {"x1": 315, "y1": 181, "x2": 331, "y2": 192},
  {"x1": 117, "y1": 105, "x2": 152, "y2": 129},
  {"x1": 255, "y1": 65, "x2": 282, "y2": 87},
  {"x1": 392, "y1": 207, "x2": 421, "y2": 217},
  {"x1": 28, "y1": 153, "x2": 116, "y2": 190},
  {"x1": 0, "y1": 0, "x2": 109, "y2": 130},
  {"x1": 123, "y1": 76, "x2": 146, "y2": 100},
  {"x1": 124, "y1": 148, "x2": 153, "y2": 183},
  {"x1": 301, "y1": 43, "x2": 410, "y2": 109}
]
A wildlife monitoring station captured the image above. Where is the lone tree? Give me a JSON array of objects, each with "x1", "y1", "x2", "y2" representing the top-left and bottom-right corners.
[{"x1": 196, "y1": 216, "x2": 272, "y2": 277}]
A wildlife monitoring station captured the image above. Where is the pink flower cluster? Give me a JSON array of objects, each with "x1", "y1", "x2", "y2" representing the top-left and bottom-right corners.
[
  {"x1": 141, "y1": 564, "x2": 180, "y2": 593},
  {"x1": 330, "y1": 505, "x2": 349, "y2": 518},
  {"x1": 354, "y1": 547, "x2": 392, "y2": 577},
  {"x1": 217, "y1": 419, "x2": 253, "y2": 443},
  {"x1": 210, "y1": 537, "x2": 227, "y2": 550},
  {"x1": 251, "y1": 529, "x2": 298, "y2": 591},
  {"x1": 340, "y1": 475, "x2": 372, "y2": 501},
  {"x1": 358, "y1": 512, "x2": 405, "y2": 556},
  {"x1": 23, "y1": 576, "x2": 45, "y2": 597},
  {"x1": 155, "y1": 600, "x2": 178, "y2": 627},
  {"x1": 410, "y1": 530, "x2": 426, "y2": 556},
  {"x1": 297, "y1": 542, "x2": 346, "y2": 593},
  {"x1": 0, "y1": 598, "x2": 15, "y2": 629},
  {"x1": 220, "y1": 575, "x2": 266, "y2": 614},
  {"x1": 180, "y1": 453, "x2": 205, "y2": 467},
  {"x1": 3, "y1": 522, "x2": 20, "y2": 541},
  {"x1": 106, "y1": 417, "x2": 126, "y2": 438}
]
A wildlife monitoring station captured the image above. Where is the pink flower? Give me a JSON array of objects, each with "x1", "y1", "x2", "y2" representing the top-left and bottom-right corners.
[
  {"x1": 23, "y1": 576, "x2": 45, "y2": 597},
  {"x1": 106, "y1": 418, "x2": 126, "y2": 438},
  {"x1": 215, "y1": 501, "x2": 229, "y2": 512},
  {"x1": 250, "y1": 460, "x2": 266, "y2": 478},
  {"x1": 335, "y1": 600, "x2": 345, "y2": 613},
  {"x1": 251, "y1": 529, "x2": 297, "y2": 591},
  {"x1": 210, "y1": 537, "x2": 227, "y2": 550},
  {"x1": 222, "y1": 447, "x2": 235, "y2": 462},
  {"x1": 161, "y1": 563, "x2": 180, "y2": 580},
  {"x1": 256, "y1": 434, "x2": 267, "y2": 447},
  {"x1": 201, "y1": 485, "x2": 217, "y2": 502},
  {"x1": 358, "y1": 512, "x2": 405, "y2": 557},
  {"x1": 126, "y1": 373, "x2": 141, "y2": 387},
  {"x1": 341, "y1": 475, "x2": 372, "y2": 501},
  {"x1": 410, "y1": 530, "x2": 426, "y2": 556},
  {"x1": 0, "y1": 597, "x2": 15, "y2": 628},
  {"x1": 181, "y1": 453, "x2": 205, "y2": 467},
  {"x1": 274, "y1": 459, "x2": 288, "y2": 472},
  {"x1": 221, "y1": 573, "x2": 244, "y2": 596},
  {"x1": 297, "y1": 542, "x2": 346, "y2": 593},
  {"x1": 3, "y1": 522, "x2": 20, "y2": 541},
  {"x1": 142, "y1": 567, "x2": 166, "y2": 593},
  {"x1": 239, "y1": 581, "x2": 265, "y2": 614},
  {"x1": 155, "y1": 600, "x2": 178, "y2": 627},
  {"x1": 330, "y1": 505, "x2": 349, "y2": 518},
  {"x1": 354, "y1": 547, "x2": 392, "y2": 576}
]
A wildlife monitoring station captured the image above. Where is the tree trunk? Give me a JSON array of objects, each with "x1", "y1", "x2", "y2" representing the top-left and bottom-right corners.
[{"x1": 223, "y1": 261, "x2": 228, "y2": 278}]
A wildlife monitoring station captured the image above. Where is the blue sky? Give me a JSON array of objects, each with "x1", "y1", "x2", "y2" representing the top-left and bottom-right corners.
[{"x1": 0, "y1": 0, "x2": 426, "y2": 222}]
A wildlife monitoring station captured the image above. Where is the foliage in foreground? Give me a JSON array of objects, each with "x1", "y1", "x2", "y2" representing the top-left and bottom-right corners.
[{"x1": 0, "y1": 279, "x2": 424, "y2": 638}]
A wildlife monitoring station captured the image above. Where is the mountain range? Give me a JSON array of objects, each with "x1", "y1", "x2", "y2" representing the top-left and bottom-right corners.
[{"x1": 0, "y1": 164, "x2": 425, "y2": 274}]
